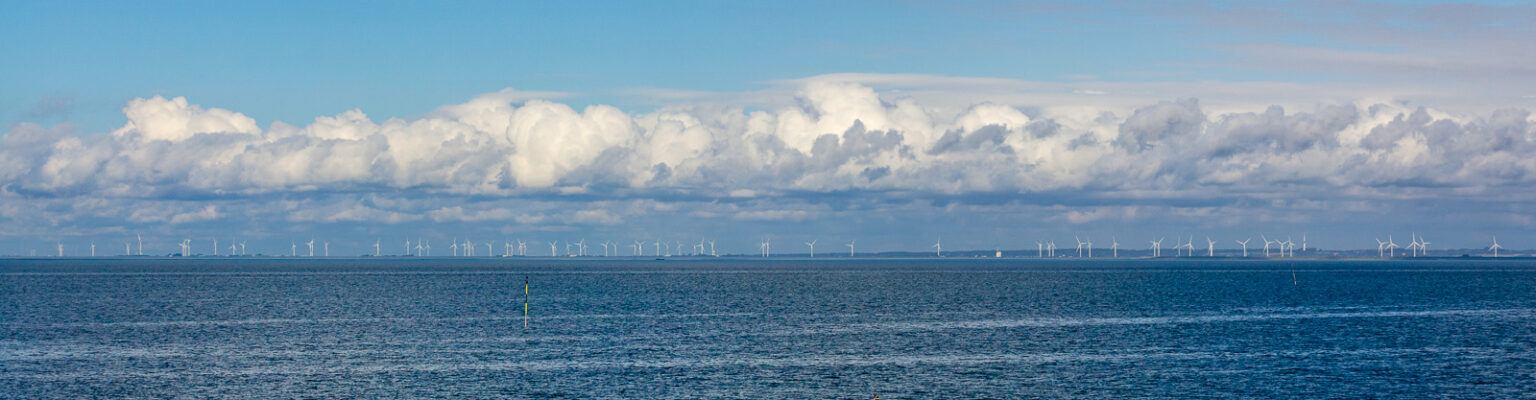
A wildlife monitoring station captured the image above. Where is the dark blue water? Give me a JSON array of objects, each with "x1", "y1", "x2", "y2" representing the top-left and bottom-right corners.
[{"x1": 3, "y1": 258, "x2": 1534, "y2": 398}]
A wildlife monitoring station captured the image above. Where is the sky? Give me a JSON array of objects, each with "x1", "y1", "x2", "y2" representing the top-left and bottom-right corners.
[{"x1": 2, "y1": 0, "x2": 1534, "y2": 256}]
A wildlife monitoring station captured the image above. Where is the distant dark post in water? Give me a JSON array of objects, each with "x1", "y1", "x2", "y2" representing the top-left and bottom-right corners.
[{"x1": 524, "y1": 275, "x2": 530, "y2": 329}]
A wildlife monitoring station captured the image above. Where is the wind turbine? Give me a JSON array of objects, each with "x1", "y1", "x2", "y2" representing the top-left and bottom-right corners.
[
  {"x1": 1301, "y1": 234, "x2": 1308, "y2": 252},
  {"x1": 291, "y1": 241, "x2": 297, "y2": 257},
  {"x1": 239, "y1": 241, "x2": 246, "y2": 256},
  {"x1": 1418, "y1": 235, "x2": 1430, "y2": 256},
  {"x1": 1375, "y1": 238, "x2": 1386, "y2": 257},
  {"x1": 452, "y1": 238, "x2": 459, "y2": 256},
  {"x1": 633, "y1": 240, "x2": 643, "y2": 256},
  {"x1": 1086, "y1": 237, "x2": 1093, "y2": 257},
  {"x1": 1261, "y1": 235, "x2": 1273, "y2": 257},
  {"x1": 655, "y1": 239, "x2": 663, "y2": 257},
  {"x1": 1489, "y1": 236, "x2": 1502, "y2": 258},
  {"x1": 90, "y1": 241, "x2": 95, "y2": 257},
  {"x1": 137, "y1": 233, "x2": 143, "y2": 256},
  {"x1": 1149, "y1": 238, "x2": 1162, "y2": 258},
  {"x1": 805, "y1": 240, "x2": 817, "y2": 258},
  {"x1": 600, "y1": 241, "x2": 611, "y2": 257},
  {"x1": 709, "y1": 240, "x2": 717, "y2": 257},
  {"x1": 1047, "y1": 240, "x2": 1056, "y2": 257},
  {"x1": 228, "y1": 241, "x2": 236, "y2": 256},
  {"x1": 1185, "y1": 236, "x2": 1195, "y2": 256},
  {"x1": 847, "y1": 240, "x2": 856, "y2": 257},
  {"x1": 549, "y1": 241, "x2": 558, "y2": 257},
  {"x1": 484, "y1": 242, "x2": 492, "y2": 257},
  {"x1": 1407, "y1": 233, "x2": 1420, "y2": 257},
  {"x1": 517, "y1": 240, "x2": 526, "y2": 256},
  {"x1": 1074, "y1": 236, "x2": 1085, "y2": 258},
  {"x1": 415, "y1": 240, "x2": 424, "y2": 257},
  {"x1": 125, "y1": 242, "x2": 132, "y2": 255},
  {"x1": 1036, "y1": 241, "x2": 1044, "y2": 258},
  {"x1": 1283, "y1": 237, "x2": 1295, "y2": 257},
  {"x1": 1235, "y1": 238, "x2": 1250, "y2": 257},
  {"x1": 1386, "y1": 235, "x2": 1398, "y2": 257},
  {"x1": 759, "y1": 239, "x2": 768, "y2": 257},
  {"x1": 57, "y1": 242, "x2": 64, "y2": 257},
  {"x1": 1206, "y1": 237, "x2": 1216, "y2": 257},
  {"x1": 577, "y1": 239, "x2": 586, "y2": 256},
  {"x1": 324, "y1": 241, "x2": 329, "y2": 257},
  {"x1": 374, "y1": 239, "x2": 381, "y2": 257},
  {"x1": 466, "y1": 238, "x2": 475, "y2": 256},
  {"x1": 1111, "y1": 237, "x2": 1119, "y2": 258},
  {"x1": 307, "y1": 239, "x2": 315, "y2": 257},
  {"x1": 932, "y1": 238, "x2": 942, "y2": 257},
  {"x1": 406, "y1": 238, "x2": 412, "y2": 256}
]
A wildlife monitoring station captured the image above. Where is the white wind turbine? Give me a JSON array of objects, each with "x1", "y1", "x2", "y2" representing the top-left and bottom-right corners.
[
  {"x1": 1301, "y1": 234, "x2": 1308, "y2": 252},
  {"x1": 517, "y1": 240, "x2": 526, "y2": 256},
  {"x1": 1489, "y1": 236, "x2": 1502, "y2": 258},
  {"x1": 374, "y1": 239, "x2": 381, "y2": 257},
  {"x1": 1206, "y1": 237, "x2": 1216, "y2": 257},
  {"x1": 1086, "y1": 237, "x2": 1093, "y2": 257},
  {"x1": 228, "y1": 241, "x2": 236, "y2": 256},
  {"x1": 576, "y1": 239, "x2": 586, "y2": 256},
  {"x1": 601, "y1": 241, "x2": 611, "y2": 257},
  {"x1": 325, "y1": 241, "x2": 329, "y2": 257},
  {"x1": 633, "y1": 240, "x2": 643, "y2": 256},
  {"x1": 709, "y1": 240, "x2": 717, "y2": 257},
  {"x1": 847, "y1": 240, "x2": 856, "y2": 257},
  {"x1": 57, "y1": 242, "x2": 64, "y2": 257},
  {"x1": 406, "y1": 238, "x2": 411, "y2": 256},
  {"x1": 466, "y1": 238, "x2": 475, "y2": 256},
  {"x1": 415, "y1": 240, "x2": 424, "y2": 257},
  {"x1": 1261, "y1": 235, "x2": 1273, "y2": 257},
  {"x1": 1235, "y1": 238, "x2": 1250, "y2": 257},
  {"x1": 1386, "y1": 235, "x2": 1399, "y2": 257},
  {"x1": 932, "y1": 238, "x2": 942, "y2": 257},
  {"x1": 759, "y1": 239, "x2": 768, "y2": 258},
  {"x1": 656, "y1": 239, "x2": 664, "y2": 257},
  {"x1": 307, "y1": 239, "x2": 315, "y2": 257},
  {"x1": 1375, "y1": 238, "x2": 1386, "y2": 257},
  {"x1": 1149, "y1": 237, "x2": 1163, "y2": 257},
  {"x1": 91, "y1": 241, "x2": 95, "y2": 257},
  {"x1": 1418, "y1": 235, "x2": 1430, "y2": 256},
  {"x1": 1036, "y1": 241, "x2": 1044, "y2": 258},
  {"x1": 1185, "y1": 236, "x2": 1195, "y2": 256},
  {"x1": 549, "y1": 241, "x2": 558, "y2": 257},
  {"x1": 1283, "y1": 237, "x2": 1295, "y2": 257},
  {"x1": 1047, "y1": 240, "x2": 1056, "y2": 257},
  {"x1": 1111, "y1": 237, "x2": 1119, "y2": 258},
  {"x1": 240, "y1": 241, "x2": 246, "y2": 256},
  {"x1": 805, "y1": 240, "x2": 817, "y2": 258},
  {"x1": 291, "y1": 241, "x2": 297, "y2": 257},
  {"x1": 1407, "y1": 233, "x2": 1420, "y2": 257},
  {"x1": 125, "y1": 241, "x2": 132, "y2": 256},
  {"x1": 1074, "y1": 236, "x2": 1086, "y2": 258},
  {"x1": 137, "y1": 233, "x2": 143, "y2": 256},
  {"x1": 451, "y1": 238, "x2": 459, "y2": 256}
]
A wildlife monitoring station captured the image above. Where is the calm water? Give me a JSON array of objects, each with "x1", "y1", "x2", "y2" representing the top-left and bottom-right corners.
[{"x1": 3, "y1": 258, "x2": 1534, "y2": 398}]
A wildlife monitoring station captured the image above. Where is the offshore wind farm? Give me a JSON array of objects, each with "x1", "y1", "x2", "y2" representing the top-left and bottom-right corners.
[{"x1": 5, "y1": 1, "x2": 1536, "y2": 398}]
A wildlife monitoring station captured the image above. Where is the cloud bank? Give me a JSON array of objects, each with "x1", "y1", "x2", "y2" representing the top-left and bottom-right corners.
[{"x1": 3, "y1": 74, "x2": 1534, "y2": 251}]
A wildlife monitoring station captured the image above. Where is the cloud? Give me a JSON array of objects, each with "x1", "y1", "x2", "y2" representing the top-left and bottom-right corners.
[{"x1": 2, "y1": 74, "x2": 1535, "y2": 249}]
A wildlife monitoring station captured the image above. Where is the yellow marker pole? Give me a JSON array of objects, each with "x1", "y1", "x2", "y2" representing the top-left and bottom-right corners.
[{"x1": 523, "y1": 276, "x2": 529, "y2": 329}]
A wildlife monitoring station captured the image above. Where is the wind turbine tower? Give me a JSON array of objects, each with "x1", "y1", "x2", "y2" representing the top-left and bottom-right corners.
[
  {"x1": 932, "y1": 238, "x2": 942, "y2": 257},
  {"x1": 1206, "y1": 237, "x2": 1215, "y2": 257},
  {"x1": 847, "y1": 240, "x2": 856, "y2": 257},
  {"x1": 1112, "y1": 237, "x2": 1119, "y2": 258},
  {"x1": 1490, "y1": 236, "x2": 1502, "y2": 258},
  {"x1": 805, "y1": 240, "x2": 817, "y2": 258},
  {"x1": 1235, "y1": 238, "x2": 1250, "y2": 257}
]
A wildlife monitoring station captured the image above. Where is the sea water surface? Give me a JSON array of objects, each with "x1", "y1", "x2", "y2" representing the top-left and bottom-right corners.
[{"x1": 2, "y1": 258, "x2": 1534, "y2": 398}]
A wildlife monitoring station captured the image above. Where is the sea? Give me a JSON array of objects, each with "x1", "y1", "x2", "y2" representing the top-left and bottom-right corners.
[{"x1": 2, "y1": 258, "x2": 1533, "y2": 399}]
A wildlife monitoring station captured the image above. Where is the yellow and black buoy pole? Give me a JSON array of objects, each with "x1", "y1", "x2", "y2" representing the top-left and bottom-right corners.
[{"x1": 523, "y1": 275, "x2": 529, "y2": 329}]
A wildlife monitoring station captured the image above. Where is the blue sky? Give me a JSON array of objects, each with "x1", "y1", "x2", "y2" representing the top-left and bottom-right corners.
[{"x1": 2, "y1": 1, "x2": 1534, "y2": 255}]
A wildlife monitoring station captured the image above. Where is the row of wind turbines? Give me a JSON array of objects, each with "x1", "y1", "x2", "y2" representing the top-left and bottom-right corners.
[{"x1": 14, "y1": 232, "x2": 1518, "y2": 258}]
